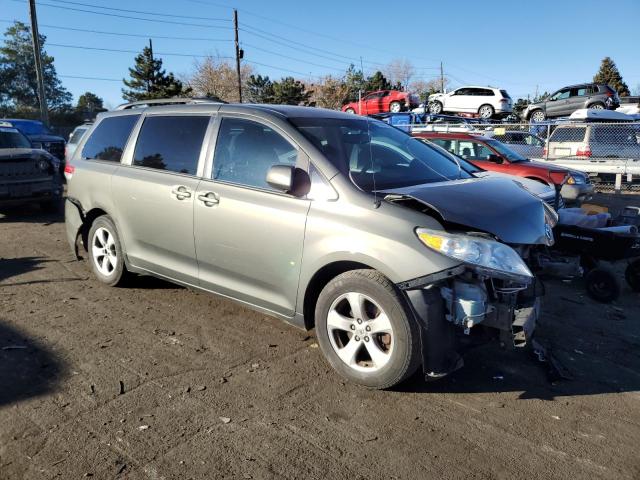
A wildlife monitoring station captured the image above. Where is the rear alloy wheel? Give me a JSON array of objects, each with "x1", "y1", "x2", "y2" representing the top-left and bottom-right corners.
[
  {"x1": 625, "y1": 259, "x2": 640, "y2": 292},
  {"x1": 429, "y1": 101, "x2": 443, "y2": 114},
  {"x1": 315, "y1": 270, "x2": 421, "y2": 389},
  {"x1": 345, "y1": 108, "x2": 356, "y2": 114},
  {"x1": 88, "y1": 215, "x2": 128, "y2": 287},
  {"x1": 530, "y1": 110, "x2": 546, "y2": 123},
  {"x1": 584, "y1": 266, "x2": 620, "y2": 303},
  {"x1": 478, "y1": 104, "x2": 495, "y2": 119},
  {"x1": 588, "y1": 103, "x2": 605, "y2": 110},
  {"x1": 389, "y1": 101, "x2": 402, "y2": 113}
]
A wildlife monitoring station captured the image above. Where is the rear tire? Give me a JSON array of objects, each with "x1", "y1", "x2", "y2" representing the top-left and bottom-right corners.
[
  {"x1": 625, "y1": 260, "x2": 640, "y2": 292},
  {"x1": 585, "y1": 267, "x2": 620, "y2": 303},
  {"x1": 588, "y1": 102, "x2": 605, "y2": 110},
  {"x1": 87, "y1": 215, "x2": 129, "y2": 287},
  {"x1": 315, "y1": 270, "x2": 421, "y2": 389},
  {"x1": 478, "y1": 104, "x2": 495, "y2": 119}
]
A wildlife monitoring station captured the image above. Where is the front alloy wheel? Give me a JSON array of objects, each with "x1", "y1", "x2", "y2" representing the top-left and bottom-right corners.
[
  {"x1": 327, "y1": 292, "x2": 393, "y2": 372},
  {"x1": 315, "y1": 270, "x2": 421, "y2": 389},
  {"x1": 389, "y1": 101, "x2": 402, "y2": 113},
  {"x1": 531, "y1": 110, "x2": 546, "y2": 122}
]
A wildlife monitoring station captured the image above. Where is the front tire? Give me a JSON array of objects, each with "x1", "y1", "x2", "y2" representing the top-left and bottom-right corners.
[
  {"x1": 530, "y1": 109, "x2": 546, "y2": 123},
  {"x1": 88, "y1": 215, "x2": 128, "y2": 287},
  {"x1": 478, "y1": 104, "x2": 495, "y2": 119},
  {"x1": 345, "y1": 108, "x2": 356, "y2": 114},
  {"x1": 584, "y1": 267, "x2": 620, "y2": 303},
  {"x1": 429, "y1": 101, "x2": 443, "y2": 114},
  {"x1": 389, "y1": 101, "x2": 402, "y2": 113},
  {"x1": 315, "y1": 269, "x2": 421, "y2": 389}
]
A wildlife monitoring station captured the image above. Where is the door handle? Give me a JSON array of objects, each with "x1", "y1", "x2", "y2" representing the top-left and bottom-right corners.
[
  {"x1": 197, "y1": 191, "x2": 219, "y2": 206},
  {"x1": 171, "y1": 185, "x2": 192, "y2": 200}
]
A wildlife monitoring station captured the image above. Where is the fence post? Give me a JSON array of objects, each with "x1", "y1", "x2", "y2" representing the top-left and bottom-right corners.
[{"x1": 615, "y1": 173, "x2": 622, "y2": 194}]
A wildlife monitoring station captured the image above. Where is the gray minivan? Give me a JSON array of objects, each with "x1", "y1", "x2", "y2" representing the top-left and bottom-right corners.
[{"x1": 65, "y1": 103, "x2": 555, "y2": 388}]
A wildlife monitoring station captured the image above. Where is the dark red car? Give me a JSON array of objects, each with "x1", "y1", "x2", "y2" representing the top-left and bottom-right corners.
[
  {"x1": 342, "y1": 90, "x2": 419, "y2": 115},
  {"x1": 413, "y1": 132, "x2": 594, "y2": 204}
]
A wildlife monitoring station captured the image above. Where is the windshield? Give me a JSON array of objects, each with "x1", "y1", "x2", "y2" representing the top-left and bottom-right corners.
[
  {"x1": 485, "y1": 139, "x2": 528, "y2": 162},
  {"x1": 290, "y1": 117, "x2": 471, "y2": 191},
  {"x1": 0, "y1": 127, "x2": 32, "y2": 148},
  {"x1": 7, "y1": 120, "x2": 51, "y2": 136}
]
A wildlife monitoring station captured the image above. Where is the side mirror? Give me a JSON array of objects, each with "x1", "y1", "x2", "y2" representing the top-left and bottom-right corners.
[
  {"x1": 487, "y1": 154, "x2": 503, "y2": 164},
  {"x1": 266, "y1": 165, "x2": 310, "y2": 197}
]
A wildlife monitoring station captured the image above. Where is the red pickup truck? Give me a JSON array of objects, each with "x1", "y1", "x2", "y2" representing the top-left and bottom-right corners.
[{"x1": 413, "y1": 132, "x2": 594, "y2": 204}]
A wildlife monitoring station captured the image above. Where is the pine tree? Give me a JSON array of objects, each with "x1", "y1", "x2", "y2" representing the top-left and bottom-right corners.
[
  {"x1": 593, "y1": 57, "x2": 630, "y2": 97},
  {"x1": 271, "y1": 77, "x2": 311, "y2": 105},
  {"x1": 246, "y1": 74, "x2": 274, "y2": 103},
  {"x1": 76, "y1": 91, "x2": 105, "y2": 115},
  {"x1": 122, "y1": 46, "x2": 191, "y2": 101},
  {"x1": 0, "y1": 21, "x2": 71, "y2": 111},
  {"x1": 364, "y1": 71, "x2": 392, "y2": 92}
]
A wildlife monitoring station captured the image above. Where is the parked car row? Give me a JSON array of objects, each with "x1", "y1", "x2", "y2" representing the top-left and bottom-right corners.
[{"x1": 0, "y1": 118, "x2": 66, "y2": 169}]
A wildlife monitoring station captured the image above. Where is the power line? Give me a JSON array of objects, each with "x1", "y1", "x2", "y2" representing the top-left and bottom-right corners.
[
  {"x1": 0, "y1": 20, "x2": 233, "y2": 42},
  {"x1": 60, "y1": 74, "x2": 121, "y2": 82},
  {"x1": 44, "y1": 0, "x2": 231, "y2": 22},
  {"x1": 10, "y1": 0, "x2": 233, "y2": 29},
  {"x1": 47, "y1": 42, "x2": 234, "y2": 59},
  {"x1": 244, "y1": 60, "x2": 310, "y2": 78},
  {"x1": 243, "y1": 43, "x2": 346, "y2": 73}
]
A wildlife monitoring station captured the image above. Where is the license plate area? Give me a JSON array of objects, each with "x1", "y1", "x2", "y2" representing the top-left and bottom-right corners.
[{"x1": 9, "y1": 184, "x2": 32, "y2": 197}]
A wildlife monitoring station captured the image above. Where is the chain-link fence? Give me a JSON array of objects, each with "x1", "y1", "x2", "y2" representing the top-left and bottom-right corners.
[{"x1": 405, "y1": 119, "x2": 640, "y2": 193}]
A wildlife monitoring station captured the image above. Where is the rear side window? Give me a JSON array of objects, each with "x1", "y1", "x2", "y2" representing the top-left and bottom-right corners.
[
  {"x1": 69, "y1": 127, "x2": 88, "y2": 145},
  {"x1": 500, "y1": 90, "x2": 511, "y2": 99},
  {"x1": 550, "y1": 127, "x2": 586, "y2": 143},
  {"x1": 82, "y1": 115, "x2": 140, "y2": 162},
  {"x1": 132, "y1": 116, "x2": 210, "y2": 175},
  {"x1": 592, "y1": 126, "x2": 638, "y2": 145}
]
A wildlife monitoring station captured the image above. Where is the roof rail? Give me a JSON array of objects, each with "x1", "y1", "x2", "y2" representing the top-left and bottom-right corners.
[{"x1": 114, "y1": 97, "x2": 226, "y2": 110}]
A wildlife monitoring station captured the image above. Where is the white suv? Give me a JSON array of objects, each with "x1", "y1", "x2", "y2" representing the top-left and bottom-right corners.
[{"x1": 428, "y1": 86, "x2": 513, "y2": 119}]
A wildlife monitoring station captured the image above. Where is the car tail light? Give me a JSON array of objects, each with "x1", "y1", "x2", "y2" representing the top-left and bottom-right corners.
[
  {"x1": 64, "y1": 163, "x2": 75, "y2": 180},
  {"x1": 542, "y1": 146, "x2": 548, "y2": 156},
  {"x1": 576, "y1": 145, "x2": 592, "y2": 157}
]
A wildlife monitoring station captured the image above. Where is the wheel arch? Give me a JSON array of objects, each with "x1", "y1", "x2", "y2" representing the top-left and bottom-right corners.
[
  {"x1": 301, "y1": 260, "x2": 376, "y2": 330},
  {"x1": 524, "y1": 176, "x2": 550, "y2": 185}
]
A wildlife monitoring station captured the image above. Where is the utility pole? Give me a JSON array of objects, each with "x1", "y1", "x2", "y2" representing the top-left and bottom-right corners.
[
  {"x1": 28, "y1": 0, "x2": 48, "y2": 125},
  {"x1": 440, "y1": 61, "x2": 444, "y2": 93},
  {"x1": 148, "y1": 38, "x2": 153, "y2": 95},
  {"x1": 234, "y1": 9, "x2": 242, "y2": 102}
]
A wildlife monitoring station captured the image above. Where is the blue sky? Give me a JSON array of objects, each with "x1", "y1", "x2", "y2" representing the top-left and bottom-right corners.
[{"x1": 3, "y1": 0, "x2": 640, "y2": 107}]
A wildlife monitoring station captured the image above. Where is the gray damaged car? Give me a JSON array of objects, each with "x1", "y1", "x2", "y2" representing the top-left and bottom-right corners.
[{"x1": 64, "y1": 103, "x2": 556, "y2": 388}]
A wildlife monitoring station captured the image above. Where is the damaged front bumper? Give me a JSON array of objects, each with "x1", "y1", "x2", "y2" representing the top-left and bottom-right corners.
[{"x1": 400, "y1": 266, "x2": 542, "y2": 379}]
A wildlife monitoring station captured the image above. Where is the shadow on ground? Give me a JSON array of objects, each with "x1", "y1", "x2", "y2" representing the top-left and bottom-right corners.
[
  {"x1": 0, "y1": 198, "x2": 64, "y2": 224},
  {"x1": 0, "y1": 319, "x2": 65, "y2": 407}
]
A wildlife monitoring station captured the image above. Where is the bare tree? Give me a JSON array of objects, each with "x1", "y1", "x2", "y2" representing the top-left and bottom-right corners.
[
  {"x1": 384, "y1": 59, "x2": 415, "y2": 90},
  {"x1": 188, "y1": 55, "x2": 254, "y2": 103},
  {"x1": 409, "y1": 77, "x2": 451, "y2": 101},
  {"x1": 311, "y1": 75, "x2": 350, "y2": 109}
]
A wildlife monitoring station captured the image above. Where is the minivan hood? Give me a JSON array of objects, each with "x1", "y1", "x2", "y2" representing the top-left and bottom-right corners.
[{"x1": 383, "y1": 176, "x2": 552, "y2": 245}]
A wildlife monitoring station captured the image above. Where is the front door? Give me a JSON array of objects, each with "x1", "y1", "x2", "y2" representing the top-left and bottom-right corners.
[
  {"x1": 546, "y1": 88, "x2": 571, "y2": 117},
  {"x1": 111, "y1": 114, "x2": 211, "y2": 284},
  {"x1": 194, "y1": 116, "x2": 310, "y2": 317}
]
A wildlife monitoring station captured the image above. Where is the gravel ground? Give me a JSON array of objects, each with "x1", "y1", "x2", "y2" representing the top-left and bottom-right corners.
[{"x1": 1, "y1": 194, "x2": 639, "y2": 480}]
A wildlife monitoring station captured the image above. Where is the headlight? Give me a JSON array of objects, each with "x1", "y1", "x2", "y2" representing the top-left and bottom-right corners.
[
  {"x1": 566, "y1": 174, "x2": 585, "y2": 185},
  {"x1": 416, "y1": 228, "x2": 533, "y2": 283}
]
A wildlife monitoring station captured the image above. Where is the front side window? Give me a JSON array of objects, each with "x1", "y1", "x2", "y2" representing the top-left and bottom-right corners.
[
  {"x1": 213, "y1": 117, "x2": 298, "y2": 191},
  {"x1": 82, "y1": 114, "x2": 140, "y2": 162},
  {"x1": 132, "y1": 115, "x2": 209, "y2": 175},
  {"x1": 457, "y1": 141, "x2": 493, "y2": 160},
  {"x1": 550, "y1": 89, "x2": 570, "y2": 101},
  {"x1": 290, "y1": 117, "x2": 471, "y2": 191}
]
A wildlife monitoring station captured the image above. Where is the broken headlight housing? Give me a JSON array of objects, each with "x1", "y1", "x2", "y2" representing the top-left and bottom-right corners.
[{"x1": 416, "y1": 228, "x2": 534, "y2": 284}]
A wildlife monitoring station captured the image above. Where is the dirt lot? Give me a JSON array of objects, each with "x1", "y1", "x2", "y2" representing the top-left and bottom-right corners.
[{"x1": 1, "y1": 193, "x2": 640, "y2": 480}]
